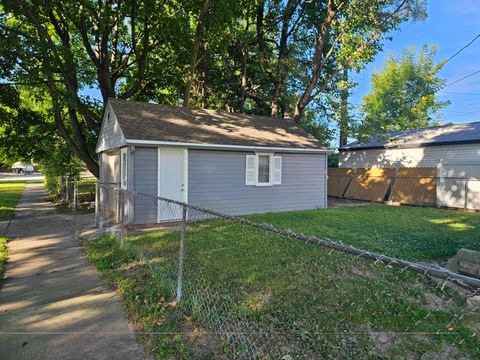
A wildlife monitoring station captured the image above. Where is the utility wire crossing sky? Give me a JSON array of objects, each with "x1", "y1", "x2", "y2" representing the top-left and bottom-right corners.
[{"x1": 350, "y1": 0, "x2": 480, "y2": 125}]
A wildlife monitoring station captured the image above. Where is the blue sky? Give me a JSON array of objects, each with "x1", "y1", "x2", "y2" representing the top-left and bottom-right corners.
[{"x1": 350, "y1": 0, "x2": 480, "y2": 125}]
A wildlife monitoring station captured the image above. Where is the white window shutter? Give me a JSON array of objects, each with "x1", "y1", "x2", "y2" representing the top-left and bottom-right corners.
[
  {"x1": 245, "y1": 155, "x2": 256, "y2": 185},
  {"x1": 272, "y1": 156, "x2": 282, "y2": 185}
]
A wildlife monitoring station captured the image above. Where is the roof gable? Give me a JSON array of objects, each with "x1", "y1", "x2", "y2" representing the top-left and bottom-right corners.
[
  {"x1": 96, "y1": 102, "x2": 127, "y2": 153},
  {"x1": 106, "y1": 99, "x2": 328, "y2": 151},
  {"x1": 342, "y1": 121, "x2": 480, "y2": 151}
]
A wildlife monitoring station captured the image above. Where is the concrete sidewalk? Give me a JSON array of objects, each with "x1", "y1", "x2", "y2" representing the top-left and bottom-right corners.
[{"x1": 0, "y1": 183, "x2": 148, "y2": 360}]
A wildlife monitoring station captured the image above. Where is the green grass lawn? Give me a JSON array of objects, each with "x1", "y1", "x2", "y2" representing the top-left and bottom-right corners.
[
  {"x1": 250, "y1": 204, "x2": 480, "y2": 261},
  {"x1": 0, "y1": 182, "x2": 25, "y2": 221},
  {"x1": 0, "y1": 179, "x2": 43, "y2": 184},
  {"x1": 86, "y1": 204, "x2": 480, "y2": 359},
  {"x1": 0, "y1": 182, "x2": 26, "y2": 277}
]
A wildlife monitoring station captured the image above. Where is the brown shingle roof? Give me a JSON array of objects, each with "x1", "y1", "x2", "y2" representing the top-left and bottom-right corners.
[{"x1": 109, "y1": 99, "x2": 328, "y2": 150}]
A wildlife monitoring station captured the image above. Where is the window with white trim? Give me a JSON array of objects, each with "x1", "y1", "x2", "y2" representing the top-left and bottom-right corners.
[
  {"x1": 245, "y1": 153, "x2": 282, "y2": 186},
  {"x1": 120, "y1": 148, "x2": 128, "y2": 189},
  {"x1": 257, "y1": 155, "x2": 270, "y2": 184}
]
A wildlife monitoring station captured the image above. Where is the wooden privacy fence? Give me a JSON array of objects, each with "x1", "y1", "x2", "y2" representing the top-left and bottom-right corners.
[
  {"x1": 327, "y1": 168, "x2": 354, "y2": 198},
  {"x1": 328, "y1": 167, "x2": 437, "y2": 206},
  {"x1": 388, "y1": 168, "x2": 437, "y2": 206},
  {"x1": 343, "y1": 168, "x2": 395, "y2": 202}
]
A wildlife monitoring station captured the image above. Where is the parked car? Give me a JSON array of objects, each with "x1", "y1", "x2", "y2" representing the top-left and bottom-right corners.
[{"x1": 11, "y1": 161, "x2": 25, "y2": 174}]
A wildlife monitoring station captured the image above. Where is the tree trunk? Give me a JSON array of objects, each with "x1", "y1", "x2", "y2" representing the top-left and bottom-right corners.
[
  {"x1": 239, "y1": 7, "x2": 251, "y2": 113},
  {"x1": 240, "y1": 47, "x2": 248, "y2": 112},
  {"x1": 79, "y1": 152, "x2": 99, "y2": 178},
  {"x1": 270, "y1": 0, "x2": 297, "y2": 117},
  {"x1": 46, "y1": 75, "x2": 100, "y2": 178},
  {"x1": 293, "y1": 97, "x2": 308, "y2": 124},
  {"x1": 184, "y1": 0, "x2": 210, "y2": 107},
  {"x1": 270, "y1": 80, "x2": 283, "y2": 117},
  {"x1": 293, "y1": 0, "x2": 337, "y2": 124},
  {"x1": 339, "y1": 68, "x2": 349, "y2": 148},
  {"x1": 201, "y1": 69, "x2": 207, "y2": 109},
  {"x1": 256, "y1": 2, "x2": 265, "y2": 53}
]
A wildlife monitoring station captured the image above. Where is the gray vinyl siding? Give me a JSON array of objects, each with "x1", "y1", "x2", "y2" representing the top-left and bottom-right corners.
[
  {"x1": 96, "y1": 105, "x2": 127, "y2": 153},
  {"x1": 339, "y1": 143, "x2": 480, "y2": 168},
  {"x1": 133, "y1": 147, "x2": 158, "y2": 223},
  {"x1": 188, "y1": 150, "x2": 326, "y2": 215}
]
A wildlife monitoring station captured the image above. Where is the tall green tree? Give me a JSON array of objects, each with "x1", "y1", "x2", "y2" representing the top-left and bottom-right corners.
[
  {"x1": 0, "y1": 86, "x2": 57, "y2": 162},
  {"x1": 289, "y1": 0, "x2": 426, "y2": 123},
  {"x1": 0, "y1": 0, "x2": 194, "y2": 177},
  {"x1": 193, "y1": 0, "x2": 426, "y2": 120},
  {"x1": 358, "y1": 45, "x2": 450, "y2": 139},
  {"x1": 0, "y1": 0, "x2": 427, "y2": 176}
]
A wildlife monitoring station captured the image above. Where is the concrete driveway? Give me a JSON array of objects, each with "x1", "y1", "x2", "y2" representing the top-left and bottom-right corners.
[{"x1": 0, "y1": 183, "x2": 149, "y2": 360}]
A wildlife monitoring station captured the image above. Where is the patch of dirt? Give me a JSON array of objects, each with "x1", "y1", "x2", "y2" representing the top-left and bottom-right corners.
[
  {"x1": 423, "y1": 292, "x2": 453, "y2": 311},
  {"x1": 124, "y1": 262, "x2": 151, "y2": 282},
  {"x1": 359, "y1": 323, "x2": 472, "y2": 360},
  {"x1": 177, "y1": 319, "x2": 230, "y2": 360},
  {"x1": 359, "y1": 324, "x2": 430, "y2": 358},
  {"x1": 247, "y1": 290, "x2": 272, "y2": 311},
  {"x1": 420, "y1": 342, "x2": 467, "y2": 360},
  {"x1": 370, "y1": 331, "x2": 402, "y2": 355},
  {"x1": 349, "y1": 265, "x2": 376, "y2": 279}
]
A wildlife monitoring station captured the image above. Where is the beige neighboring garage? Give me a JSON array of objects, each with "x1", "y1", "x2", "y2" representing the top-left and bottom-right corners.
[
  {"x1": 339, "y1": 122, "x2": 480, "y2": 168},
  {"x1": 339, "y1": 122, "x2": 480, "y2": 210}
]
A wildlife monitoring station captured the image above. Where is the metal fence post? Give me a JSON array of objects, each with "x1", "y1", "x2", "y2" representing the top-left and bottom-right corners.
[
  {"x1": 119, "y1": 189, "x2": 125, "y2": 245},
  {"x1": 95, "y1": 182, "x2": 99, "y2": 227},
  {"x1": 65, "y1": 177, "x2": 69, "y2": 205},
  {"x1": 99, "y1": 184, "x2": 105, "y2": 230},
  {"x1": 464, "y1": 179, "x2": 468, "y2": 211},
  {"x1": 73, "y1": 178, "x2": 78, "y2": 211},
  {"x1": 176, "y1": 205, "x2": 187, "y2": 304},
  {"x1": 115, "y1": 188, "x2": 120, "y2": 225}
]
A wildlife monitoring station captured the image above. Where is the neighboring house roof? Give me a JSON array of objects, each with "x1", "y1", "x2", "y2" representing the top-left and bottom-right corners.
[
  {"x1": 103, "y1": 98, "x2": 329, "y2": 152},
  {"x1": 341, "y1": 121, "x2": 480, "y2": 151}
]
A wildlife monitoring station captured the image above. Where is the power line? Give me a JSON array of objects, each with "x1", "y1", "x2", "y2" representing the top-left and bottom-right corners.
[
  {"x1": 441, "y1": 109, "x2": 480, "y2": 116},
  {"x1": 348, "y1": 33, "x2": 480, "y2": 117},
  {"x1": 354, "y1": 32, "x2": 480, "y2": 102},
  {"x1": 442, "y1": 69, "x2": 480, "y2": 89},
  {"x1": 440, "y1": 91, "x2": 480, "y2": 96},
  {"x1": 440, "y1": 32, "x2": 480, "y2": 69},
  {"x1": 428, "y1": 32, "x2": 480, "y2": 94}
]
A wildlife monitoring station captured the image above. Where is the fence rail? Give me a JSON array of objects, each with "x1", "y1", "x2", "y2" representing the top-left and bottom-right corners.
[{"x1": 96, "y1": 183, "x2": 480, "y2": 359}]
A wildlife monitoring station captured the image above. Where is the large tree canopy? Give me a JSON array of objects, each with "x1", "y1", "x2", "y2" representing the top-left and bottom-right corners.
[
  {"x1": 0, "y1": 0, "x2": 426, "y2": 177},
  {"x1": 357, "y1": 45, "x2": 450, "y2": 140}
]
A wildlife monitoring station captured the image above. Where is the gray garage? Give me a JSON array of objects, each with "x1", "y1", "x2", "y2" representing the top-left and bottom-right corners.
[{"x1": 96, "y1": 99, "x2": 330, "y2": 222}]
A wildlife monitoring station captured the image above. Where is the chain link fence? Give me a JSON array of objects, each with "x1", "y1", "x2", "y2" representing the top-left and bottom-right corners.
[
  {"x1": 56, "y1": 175, "x2": 96, "y2": 210},
  {"x1": 437, "y1": 177, "x2": 480, "y2": 211},
  {"x1": 96, "y1": 183, "x2": 480, "y2": 359}
]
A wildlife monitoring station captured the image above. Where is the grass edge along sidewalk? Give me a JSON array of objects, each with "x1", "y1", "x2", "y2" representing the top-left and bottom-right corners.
[
  {"x1": 85, "y1": 203, "x2": 480, "y2": 359},
  {"x1": 0, "y1": 182, "x2": 26, "y2": 278}
]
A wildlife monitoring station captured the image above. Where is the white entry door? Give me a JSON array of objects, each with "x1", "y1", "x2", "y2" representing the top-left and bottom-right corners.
[{"x1": 157, "y1": 148, "x2": 187, "y2": 222}]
